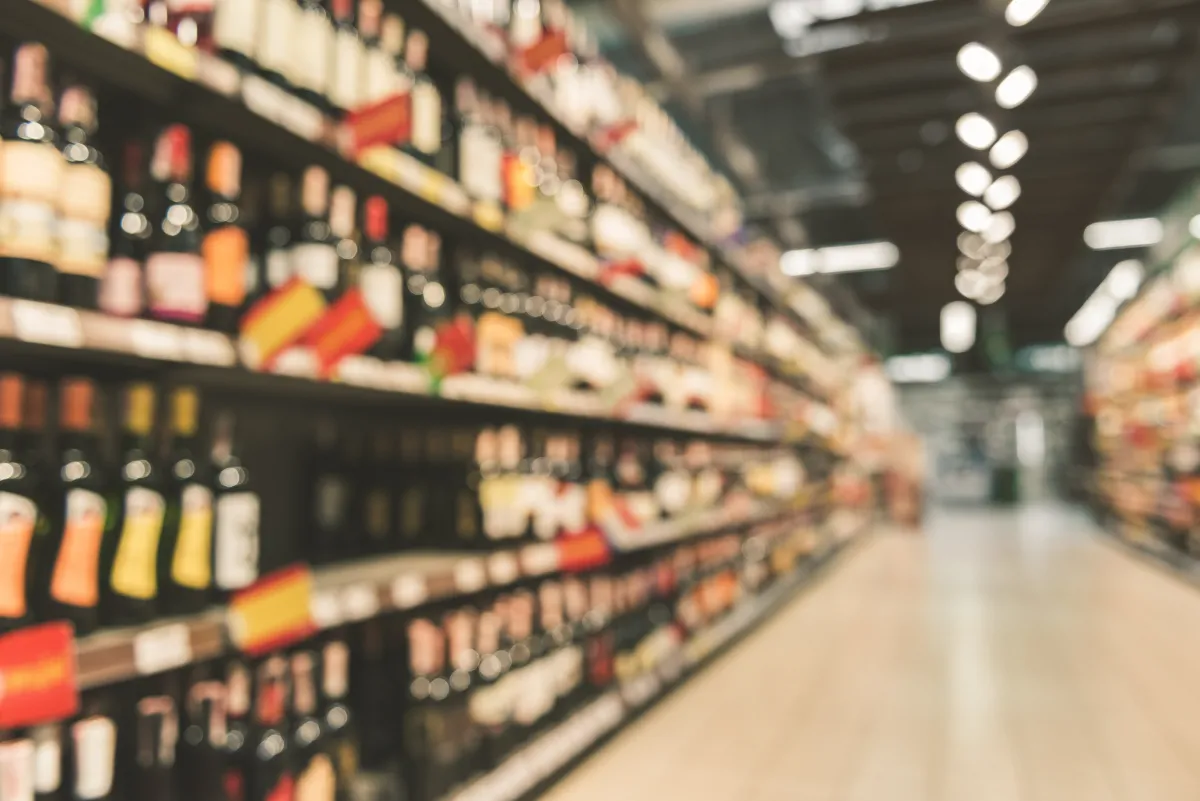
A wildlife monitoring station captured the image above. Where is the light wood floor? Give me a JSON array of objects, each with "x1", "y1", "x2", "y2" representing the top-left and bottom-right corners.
[{"x1": 543, "y1": 504, "x2": 1200, "y2": 801}]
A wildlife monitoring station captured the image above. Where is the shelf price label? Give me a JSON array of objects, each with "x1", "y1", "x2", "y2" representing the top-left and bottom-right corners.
[
  {"x1": 11, "y1": 301, "x2": 83, "y2": 349},
  {"x1": 391, "y1": 574, "x2": 429, "y2": 610},
  {"x1": 454, "y1": 558, "x2": 488, "y2": 594},
  {"x1": 0, "y1": 623, "x2": 79, "y2": 729},
  {"x1": 227, "y1": 565, "x2": 317, "y2": 656},
  {"x1": 133, "y1": 623, "x2": 193, "y2": 676}
]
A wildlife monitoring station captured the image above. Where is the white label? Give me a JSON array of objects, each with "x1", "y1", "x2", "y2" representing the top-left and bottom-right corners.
[
  {"x1": 0, "y1": 740, "x2": 33, "y2": 801},
  {"x1": 310, "y1": 591, "x2": 342, "y2": 628},
  {"x1": 454, "y1": 558, "x2": 487, "y2": 593},
  {"x1": 0, "y1": 199, "x2": 57, "y2": 263},
  {"x1": 32, "y1": 736, "x2": 59, "y2": 795},
  {"x1": 460, "y1": 124, "x2": 503, "y2": 203},
  {"x1": 130, "y1": 320, "x2": 185, "y2": 361},
  {"x1": 654, "y1": 471, "x2": 692, "y2": 515},
  {"x1": 391, "y1": 574, "x2": 428, "y2": 609},
  {"x1": 214, "y1": 0, "x2": 260, "y2": 56},
  {"x1": 291, "y1": 242, "x2": 339, "y2": 290},
  {"x1": 331, "y1": 28, "x2": 365, "y2": 110},
  {"x1": 591, "y1": 204, "x2": 649, "y2": 257},
  {"x1": 11, "y1": 301, "x2": 83, "y2": 349},
  {"x1": 0, "y1": 142, "x2": 62, "y2": 204},
  {"x1": 59, "y1": 163, "x2": 111, "y2": 225},
  {"x1": 339, "y1": 584, "x2": 379, "y2": 621},
  {"x1": 257, "y1": 0, "x2": 296, "y2": 78},
  {"x1": 133, "y1": 623, "x2": 193, "y2": 676},
  {"x1": 182, "y1": 329, "x2": 237, "y2": 366},
  {"x1": 364, "y1": 47, "x2": 397, "y2": 104},
  {"x1": 359, "y1": 263, "x2": 403, "y2": 328},
  {"x1": 56, "y1": 219, "x2": 110, "y2": 278},
  {"x1": 146, "y1": 252, "x2": 207, "y2": 322},
  {"x1": 291, "y1": 7, "x2": 332, "y2": 95},
  {"x1": 411, "y1": 81, "x2": 442, "y2": 155},
  {"x1": 99, "y1": 257, "x2": 144, "y2": 317},
  {"x1": 486, "y1": 552, "x2": 519, "y2": 585},
  {"x1": 214, "y1": 492, "x2": 260, "y2": 590},
  {"x1": 71, "y1": 718, "x2": 116, "y2": 801},
  {"x1": 265, "y1": 247, "x2": 292, "y2": 288},
  {"x1": 519, "y1": 543, "x2": 558, "y2": 575}
]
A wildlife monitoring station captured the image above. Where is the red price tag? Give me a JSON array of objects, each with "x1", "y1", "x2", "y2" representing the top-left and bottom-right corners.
[
  {"x1": 340, "y1": 93, "x2": 412, "y2": 157},
  {"x1": 0, "y1": 622, "x2": 79, "y2": 728},
  {"x1": 556, "y1": 527, "x2": 611, "y2": 573},
  {"x1": 301, "y1": 288, "x2": 383, "y2": 378},
  {"x1": 227, "y1": 565, "x2": 317, "y2": 656},
  {"x1": 519, "y1": 29, "x2": 569, "y2": 75}
]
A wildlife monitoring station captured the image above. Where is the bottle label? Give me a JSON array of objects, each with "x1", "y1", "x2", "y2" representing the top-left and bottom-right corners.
[
  {"x1": 0, "y1": 493, "x2": 37, "y2": 619},
  {"x1": 99, "y1": 256, "x2": 144, "y2": 317},
  {"x1": 291, "y1": 243, "x2": 339, "y2": 290},
  {"x1": 0, "y1": 199, "x2": 57, "y2": 263},
  {"x1": 214, "y1": 0, "x2": 259, "y2": 56},
  {"x1": 32, "y1": 734, "x2": 60, "y2": 795},
  {"x1": 110, "y1": 487, "x2": 167, "y2": 601},
  {"x1": 292, "y1": 8, "x2": 332, "y2": 96},
  {"x1": 214, "y1": 491, "x2": 260, "y2": 590},
  {"x1": 50, "y1": 489, "x2": 107, "y2": 609},
  {"x1": 0, "y1": 141, "x2": 62, "y2": 204},
  {"x1": 460, "y1": 125, "x2": 503, "y2": 203},
  {"x1": 203, "y1": 225, "x2": 250, "y2": 306},
  {"x1": 171, "y1": 484, "x2": 213, "y2": 590},
  {"x1": 331, "y1": 29, "x2": 364, "y2": 110},
  {"x1": 59, "y1": 163, "x2": 112, "y2": 225},
  {"x1": 654, "y1": 471, "x2": 692, "y2": 515},
  {"x1": 147, "y1": 252, "x2": 208, "y2": 322},
  {"x1": 265, "y1": 247, "x2": 292, "y2": 289},
  {"x1": 295, "y1": 753, "x2": 335, "y2": 801},
  {"x1": 0, "y1": 739, "x2": 33, "y2": 801},
  {"x1": 359, "y1": 263, "x2": 403, "y2": 328},
  {"x1": 57, "y1": 218, "x2": 110, "y2": 278},
  {"x1": 71, "y1": 718, "x2": 115, "y2": 801},
  {"x1": 410, "y1": 81, "x2": 442, "y2": 155},
  {"x1": 258, "y1": 0, "x2": 296, "y2": 78},
  {"x1": 364, "y1": 48, "x2": 396, "y2": 104}
]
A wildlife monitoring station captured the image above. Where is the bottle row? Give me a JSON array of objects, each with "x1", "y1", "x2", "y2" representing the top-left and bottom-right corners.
[{"x1": 0, "y1": 520, "x2": 816, "y2": 801}]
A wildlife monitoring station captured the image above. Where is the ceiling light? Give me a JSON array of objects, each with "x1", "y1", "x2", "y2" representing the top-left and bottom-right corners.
[
  {"x1": 983, "y1": 211, "x2": 1015, "y2": 243},
  {"x1": 957, "y1": 200, "x2": 992, "y2": 233},
  {"x1": 982, "y1": 240, "x2": 1011, "y2": 260},
  {"x1": 1064, "y1": 259, "x2": 1143, "y2": 347},
  {"x1": 1083, "y1": 218, "x2": 1163, "y2": 250},
  {"x1": 1006, "y1": 0, "x2": 1048, "y2": 26},
  {"x1": 955, "y1": 269, "x2": 987, "y2": 300},
  {"x1": 956, "y1": 113, "x2": 998, "y2": 150},
  {"x1": 984, "y1": 175, "x2": 1021, "y2": 210},
  {"x1": 977, "y1": 281, "x2": 1006, "y2": 305},
  {"x1": 886, "y1": 353, "x2": 952, "y2": 384},
  {"x1": 980, "y1": 258, "x2": 1009, "y2": 282},
  {"x1": 989, "y1": 130, "x2": 1028, "y2": 169},
  {"x1": 957, "y1": 255, "x2": 980, "y2": 272},
  {"x1": 957, "y1": 43, "x2": 1002, "y2": 82},
  {"x1": 958, "y1": 232, "x2": 985, "y2": 259},
  {"x1": 941, "y1": 301, "x2": 976, "y2": 353},
  {"x1": 780, "y1": 240, "x2": 900, "y2": 276},
  {"x1": 955, "y1": 162, "x2": 992, "y2": 196},
  {"x1": 996, "y1": 66, "x2": 1037, "y2": 108},
  {"x1": 1104, "y1": 259, "x2": 1143, "y2": 300}
]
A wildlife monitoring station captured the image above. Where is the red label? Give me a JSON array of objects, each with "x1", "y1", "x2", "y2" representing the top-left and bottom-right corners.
[
  {"x1": 593, "y1": 120, "x2": 639, "y2": 152},
  {"x1": 340, "y1": 93, "x2": 412, "y2": 157},
  {"x1": 555, "y1": 527, "x2": 611, "y2": 573},
  {"x1": 300, "y1": 289, "x2": 383, "y2": 378},
  {"x1": 600, "y1": 258, "x2": 647, "y2": 282},
  {"x1": 227, "y1": 565, "x2": 316, "y2": 656},
  {"x1": 518, "y1": 30, "x2": 568, "y2": 75},
  {"x1": 426, "y1": 315, "x2": 476, "y2": 383},
  {"x1": 0, "y1": 622, "x2": 79, "y2": 728}
]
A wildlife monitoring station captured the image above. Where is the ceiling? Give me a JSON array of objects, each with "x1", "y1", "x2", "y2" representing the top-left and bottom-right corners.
[{"x1": 573, "y1": 0, "x2": 1200, "y2": 355}]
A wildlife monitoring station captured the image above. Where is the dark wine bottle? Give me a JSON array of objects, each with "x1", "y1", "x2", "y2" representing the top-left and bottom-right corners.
[
  {"x1": 260, "y1": 173, "x2": 295, "y2": 297},
  {"x1": 211, "y1": 413, "x2": 260, "y2": 598},
  {"x1": 159, "y1": 387, "x2": 215, "y2": 615},
  {"x1": 56, "y1": 85, "x2": 110, "y2": 310},
  {"x1": 320, "y1": 640, "x2": 357, "y2": 797},
  {"x1": 291, "y1": 651, "x2": 335, "y2": 801},
  {"x1": 70, "y1": 715, "x2": 117, "y2": 801},
  {"x1": 249, "y1": 656, "x2": 293, "y2": 801},
  {"x1": 329, "y1": 0, "x2": 366, "y2": 116},
  {"x1": 145, "y1": 124, "x2": 207, "y2": 325},
  {"x1": 203, "y1": 142, "x2": 249, "y2": 333},
  {"x1": 291, "y1": 0, "x2": 334, "y2": 111},
  {"x1": 291, "y1": 167, "x2": 340, "y2": 301},
  {"x1": 31, "y1": 724, "x2": 64, "y2": 801},
  {"x1": 178, "y1": 678, "x2": 229, "y2": 801},
  {"x1": 133, "y1": 695, "x2": 178, "y2": 801},
  {"x1": 221, "y1": 661, "x2": 253, "y2": 801},
  {"x1": 0, "y1": 374, "x2": 43, "y2": 634},
  {"x1": 359, "y1": 197, "x2": 404, "y2": 360},
  {"x1": 99, "y1": 140, "x2": 150, "y2": 318}
]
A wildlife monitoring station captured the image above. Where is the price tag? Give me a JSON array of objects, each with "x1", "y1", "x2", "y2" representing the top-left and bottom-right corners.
[
  {"x1": 310, "y1": 591, "x2": 343, "y2": 629},
  {"x1": 11, "y1": 301, "x2": 83, "y2": 349},
  {"x1": 395, "y1": 157, "x2": 425, "y2": 194},
  {"x1": 227, "y1": 565, "x2": 317, "y2": 656},
  {"x1": 454, "y1": 558, "x2": 488, "y2": 594},
  {"x1": 132, "y1": 623, "x2": 193, "y2": 676},
  {"x1": 279, "y1": 95, "x2": 326, "y2": 143},
  {"x1": 419, "y1": 170, "x2": 447, "y2": 206},
  {"x1": 339, "y1": 584, "x2": 380, "y2": 622},
  {"x1": 519, "y1": 543, "x2": 559, "y2": 576},
  {"x1": 130, "y1": 320, "x2": 184, "y2": 361},
  {"x1": 0, "y1": 623, "x2": 78, "y2": 729},
  {"x1": 182, "y1": 330, "x2": 237, "y2": 366},
  {"x1": 391, "y1": 574, "x2": 428, "y2": 609},
  {"x1": 196, "y1": 52, "x2": 241, "y2": 96},
  {"x1": 143, "y1": 26, "x2": 198, "y2": 80},
  {"x1": 486, "y1": 552, "x2": 520, "y2": 586},
  {"x1": 271, "y1": 346, "x2": 320, "y2": 378},
  {"x1": 473, "y1": 200, "x2": 505, "y2": 232}
]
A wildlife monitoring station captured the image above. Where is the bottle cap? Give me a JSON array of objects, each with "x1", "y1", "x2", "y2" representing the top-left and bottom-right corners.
[
  {"x1": 11, "y1": 43, "x2": 53, "y2": 109},
  {"x1": 171, "y1": 387, "x2": 199, "y2": 437},
  {"x1": 0, "y1": 374, "x2": 24, "y2": 430},
  {"x1": 59, "y1": 378, "x2": 95, "y2": 433},
  {"x1": 123, "y1": 383, "x2": 156, "y2": 436},
  {"x1": 364, "y1": 196, "x2": 389, "y2": 242},
  {"x1": 358, "y1": 0, "x2": 382, "y2": 38}
]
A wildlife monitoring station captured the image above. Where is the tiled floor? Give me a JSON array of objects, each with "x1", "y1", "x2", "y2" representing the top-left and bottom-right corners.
[{"x1": 542, "y1": 504, "x2": 1200, "y2": 801}]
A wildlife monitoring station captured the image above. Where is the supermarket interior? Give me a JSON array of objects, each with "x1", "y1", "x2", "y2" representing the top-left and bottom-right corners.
[{"x1": 1, "y1": 0, "x2": 1200, "y2": 798}]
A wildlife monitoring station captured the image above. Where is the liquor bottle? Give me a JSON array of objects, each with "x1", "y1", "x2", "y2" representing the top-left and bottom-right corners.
[
  {"x1": 359, "y1": 433, "x2": 394, "y2": 556},
  {"x1": 250, "y1": 656, "x2": 293, "y2": 801},
  {"x1": 156, "y1": 0, "x2": 215, "y2": 50},
  {"x1": 358, "y1": 2, "x2": 396, "y2": 106},
  {"x1": 450, "y1": 428, "x2": 482, "y2": 549},
  {"x1": 291, "y1": 167, "x2": 340, "y2": 301},
  {"x1": 321, "y1": 641, "x2": 357, "y2": 797},
  {"x1": 43, "y1": 378, "x2": 114, "y2": 636},
  {"x1": 203, "y1": 142, "x2": 249, "y2": 333},
  {"x1": 178, "y1": 677, "x2": 229, "y2": 801},
  {"x1": 213, "y1": 0, "x2": 260, "y2": 70},
  {"x1": 291, "y1": 651, "x2": 334, "y2": 800},
  {"x1": 0, "y1": 734, "x2": 34, "y2": 801},
  {"x1": 456, "y1": 79, "x2": 503, "y2": 207},
  {"x1": 104, "y1": 383, "x2": 168, "y2": 625},
  {"x1": 211, "y1": 412, "x2": 260, "y2": 597},
  {"x1": 402, "y1": 227, "x2": 448, "y2": 364},
  {"x1": 503, "y1": 117, "x2": 537, "y2": 216},
  {"x1": 291, "y1": 0, "x2": 333, "y2": 111},
  {"x1": 132, "y1": 694, "x2": 179, "y2": 801},
  {"x1": 99, "y1": 140, "x2": 150, "y2": 318},
  {"x1": 0, "y1": 44, "x2": 62, "y2": 302},
  {"x1": 221, "y1": 661, "x2": 253, "y2": 801},
  {"x1": 308, "y1": 421, "x2": 347, "y2": 565},
  {"x1": 0, "y1": 375, "x2": 43, "y2": 634},
  {"x1": 359, "y1": 197, "x2": 404, "y2": 360},
  {"x1": 421, "y1": 428, "x2": 452, "y2": 547},
  {"x1": 256, "y1": 0, "x2": 298, "y2": 91},
  {"x1": 405, "y1": 31, "x2": 442, "y2": 166},
  {"x1": 158, "y1": 387, "x2": 215, "y2": 614},
  {"x1": 55, "y1": 85, "x2": 110, "y2": 309},
  {"x1": 146, "y1": 124, "x2": 208, "y2": 325},
  {"x1": 329, "y1": 0, "x2": 366, "y2": 115},
  {"x1": 70, "y1": 715, "x2": 117, "y2": 801},
  {"x1": 30, "y1": 724, "x2": 63, "y2": 801},
  {"x1": 261, "y1": 173, "x2": 295, "y2": 295},
  {"x1": 395, "y1": 428, "x2": 424, "y2": 548},
  {"x1": 329, "y1": 185, "x2": 359, "y2": 290}
]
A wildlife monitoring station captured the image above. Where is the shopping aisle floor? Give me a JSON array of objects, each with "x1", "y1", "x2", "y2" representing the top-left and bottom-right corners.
[{"x1": 543, "y1": 504, "x2": 1200, "y2": 801}]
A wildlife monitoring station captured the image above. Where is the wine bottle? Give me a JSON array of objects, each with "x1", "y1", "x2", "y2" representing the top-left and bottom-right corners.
[
  {"x1": 0, "y1": 374, "x2": 43, "y2": 634},
  {"x1": 43, "y1": 378, "x2": 115, "y2": 636},
  {"x1": 203, "y1": 142, "x2": 249, "y2": 333},
  {"x1": 99, "y1": 140, "x2": 150, "y2": 318},
  {"x1": 213, "y1": 0, "x2": 260, "y2": 70},
  {"x1": 329, "y1": 0, "x2": 366, "y2": 115},
  {"x1": 402, "y1": 228, "x2": 448, "y2": 364},
  {"x1": 329, "y1": 184, "x2": 358, "y2": 292},
  {"x1": 155, "y1": 0, "x2": 214, "y2": 50},
  {"x1": 256, "y1": 0, "x2": 298, "y2": 92},
  {"x1": 131, "y1": 694, "x2": 179, "y2": 801},
  {"x1": 291, "y1": 651, "x2": 335, "y2": 801},
  {"x1": 69, "y1": 716, "x2": 117, "y2": 801},
  {"x1": 261, "y1": 173, "x2": 295, "y2": 296},
  {"x1": 146, "y1": 124, "x2": 208, "y2": 325},
  {"x1": 0, "y1": 735, "x2": 34, "y2": 801},
  {"x1": 358, "y1": 2, "x2": 397, "y2": 106},
  {"x1": 291, "y1": 0, "x2": 333, "y2": 111},
  {"x1": 249, "y1": 656, "x2": 293, "y2": 801},
  {"x1": 221, "y1": 661, "x2": 253, "y2": 801},
  {"x1": 450, "y1": 428, "x2": 482, "y2": 550},
  {"x1": 359, "y1": 432, "x2": 394, "y2": 556},
  {"x1": 395, "y1": 428, "x2": 424, "y2": 548},
  {"x1": 30, "y1": 724, "x2": 63, "y2": 801},
  {"x1": 308, "y1": 421, "x2": 347, "y2": 565},
  {"x1": 321, "y1": 641, "x2": 357, "y2": 797},
  {"x1": 456, "y1": 79, "x2": 503, "y2": 207},
  {"x1": 290, "y1": 166, "x2": 340, "y2": 301},
  {"x1": 55, "y1": 85, "x2": 110, "y2": 310},
  {"x1": 159, "y1": 387, "x2": 215, "y2": 615},
  {"x1": 0, "y1": 44, "x2": 61, "y2": 302},
  {"x1": 405, "y1": 31, "x2": 442, "y2": 166},
  {"x1": 178, "y1": 678, "x2": 229, "y2": 801},
  {"x1": 359, "y1": 197, "x2": 404, "y2": 360},
  {"x1": 211, "y1": 412, "x2": 260, "y2": 597}
]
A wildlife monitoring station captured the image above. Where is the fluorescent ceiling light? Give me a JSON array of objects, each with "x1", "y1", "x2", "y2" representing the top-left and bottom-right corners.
[
  {"x1": 780, "y1": 240, "x2": 900, "y2": 276},
  {"x1": 1104, "y1": 259, "x2": 1143, "y2": 300},
  {"x1": 1006, "y1": 0, "x2": 1048, "y2": 26},
  {"x1": 1083, "y1": 217, "x2": 1163, "y2": 250},
  {"x1": 989, "y1": 130, "x2": 1028, "y2": 169},
  {"x1": 958, "y1": 232, "x2": 985, "y2": 259},
  {"x1": 955, "y1": 269, "x2": 988, "y2": 300},
  {"x1": 980, "y1": 257, "x2": 1009, "y2": 282},
  {"x1": 1063, "y1": 259, "x2": 1143, "y2": 346},
  {"x1": 956, "y1": 113, "x2": 997, "y2": 150},
  {"x1": 1190, "y1": 214, "x2": 1200, "y2": 239},
  {"x1": 957, "y1": 200, "x2": 992, "y2": 233},
  {"x1": 957, "y1": 254, "x2": 980, "y2": 272},
  {"x1": 984, "y1": 175, "x2": 1021, "y2": 210},
  {"x1": 957, "y1": 43, "x2": 1002, "y2": 82},
  {"x1": 886, "y1": 353, "x2": 952, "y2": 384},
  {"x1": 955, "y1": 162, "x2": 992, "y2": 196},
  {"x1": 983, "y1": 240, "x2": 1011, "y2": 261},
  {"x1": 996, "y1": 66, "x2": 1037, "y2": 108},
  {"x1": 983, "y1": 211, "x2": 1015, "y2": 244},
  {"x1": 977, "y1": 281, "x2": 1005, "y2": 305},
  {"x1": 769, "y1": 0, "x2": 813, "y2": 38},
  {"x1": 941, "y1": 301, "x2": 976, "y2": 354}
]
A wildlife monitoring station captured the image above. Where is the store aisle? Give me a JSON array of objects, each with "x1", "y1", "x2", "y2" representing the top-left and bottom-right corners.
[{"x1": 543, "y1": 505, "x2": 1200, "y2": 801}]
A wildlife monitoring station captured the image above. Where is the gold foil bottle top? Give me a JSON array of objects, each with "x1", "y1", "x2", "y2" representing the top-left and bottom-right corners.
[
  {"x1": 171, "y1": 387, "x2": 199, "y2": 437},
  {"x1": 0, "y1": 373, "x2": 24, "y2": 430},
  {"x1": 124, "y1": 383, "x2": 156, "y2": 436}
]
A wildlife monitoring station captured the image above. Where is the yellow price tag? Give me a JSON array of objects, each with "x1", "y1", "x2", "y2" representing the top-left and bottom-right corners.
[{"x1": 143, "y1": 27, "x2": 198, "y2": 81}]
